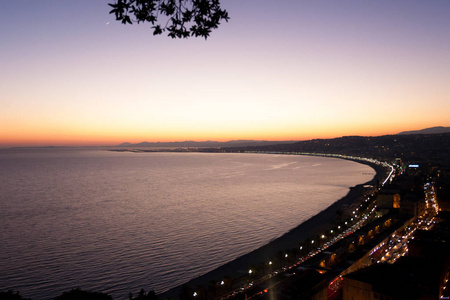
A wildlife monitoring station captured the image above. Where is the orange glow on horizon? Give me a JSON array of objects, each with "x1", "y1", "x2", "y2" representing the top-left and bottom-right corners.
[{"x1": 0, "y1": 123, "x2": 427, "y2": 147}]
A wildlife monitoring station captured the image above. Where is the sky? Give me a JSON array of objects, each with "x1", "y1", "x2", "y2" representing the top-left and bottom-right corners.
[{"x1": 1, "y1": 1, "x2": 449, "y2": 146}]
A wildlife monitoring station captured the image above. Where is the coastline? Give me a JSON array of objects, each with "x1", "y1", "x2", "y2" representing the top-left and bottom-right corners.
[{"x1": 159, "y1": 157, "x2": 389, "y2": 299}]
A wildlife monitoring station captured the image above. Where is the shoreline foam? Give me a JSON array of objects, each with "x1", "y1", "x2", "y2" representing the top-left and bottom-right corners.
[{"x1": 159, "y1": 157, "x2": 388, "y2": 299}]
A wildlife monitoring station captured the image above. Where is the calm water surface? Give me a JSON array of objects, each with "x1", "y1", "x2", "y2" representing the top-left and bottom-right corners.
[{"x1": 0, "y1": 149, "x2": 374, "y2": 299}]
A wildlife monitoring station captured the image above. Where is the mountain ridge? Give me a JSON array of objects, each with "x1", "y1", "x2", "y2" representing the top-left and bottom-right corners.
[
  {"x1": 117, "y1": 140, "x2": 297, "y2": 148},
  {"x1": 397, "y1": 126, "x2": 450, "y2": 135}
]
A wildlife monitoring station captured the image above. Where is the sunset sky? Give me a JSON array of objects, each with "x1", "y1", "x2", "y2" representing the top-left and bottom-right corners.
[{"x1": 1, "y1": 1, "x2": 449, "y2": 146}]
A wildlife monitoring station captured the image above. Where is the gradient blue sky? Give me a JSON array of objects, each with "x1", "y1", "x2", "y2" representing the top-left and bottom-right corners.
[{"x1": 1, "y1": 1, "x2": 449, "y2": 146}]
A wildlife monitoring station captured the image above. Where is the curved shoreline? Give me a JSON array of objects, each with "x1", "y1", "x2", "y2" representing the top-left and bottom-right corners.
[{"x1": 159, "y1": 156, "x2": 389, "y2": 299}]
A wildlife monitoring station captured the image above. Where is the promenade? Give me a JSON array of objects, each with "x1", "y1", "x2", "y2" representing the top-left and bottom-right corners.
[{"x1": 159, "y1": 155, "x2": 390, "y2": 300}]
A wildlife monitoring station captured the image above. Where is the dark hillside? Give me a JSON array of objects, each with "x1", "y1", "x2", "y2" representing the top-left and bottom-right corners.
[{"x1": 219, "y1": 133, "x2": 450, "y2": 167}]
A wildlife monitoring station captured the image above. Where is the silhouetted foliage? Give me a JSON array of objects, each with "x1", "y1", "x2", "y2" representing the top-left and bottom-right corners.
[
  {"x1": 128, "y1": 289, "x2": 158, "y2": 300},
  {"x1": 108, "y1": 0, "x2": 229, "y2": 39},
  {"x1": 0, "y1": 290, "x2": 31, "y2": 300},
  {"x1": 53, "y1": 288, "x2": 113, "y2": 300}
]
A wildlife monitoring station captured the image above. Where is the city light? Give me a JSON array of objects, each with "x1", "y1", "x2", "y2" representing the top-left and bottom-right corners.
[{"x1": 205, "y1": 158, "x2": 439, "y2": 299}]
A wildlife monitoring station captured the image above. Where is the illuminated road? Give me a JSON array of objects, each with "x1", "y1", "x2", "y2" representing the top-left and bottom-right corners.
[
  {"x1": 212, "y1": 157, "x2": 394, "y2": 300},
  {"x1": 215, "y1": 164, "x2": 443, "y2": 300},
  {"x1": 377, "y1": 181, "x2": 438, "y2": 264}
]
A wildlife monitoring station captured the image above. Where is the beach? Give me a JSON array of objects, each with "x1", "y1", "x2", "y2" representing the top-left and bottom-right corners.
[{"x1": 159, "y1": 157, "x2": 388, "y2": 299}]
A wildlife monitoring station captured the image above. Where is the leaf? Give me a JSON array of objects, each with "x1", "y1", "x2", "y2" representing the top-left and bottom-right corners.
[{"x1": 108, "y1": 0, "x2": 229, "y2": 39}]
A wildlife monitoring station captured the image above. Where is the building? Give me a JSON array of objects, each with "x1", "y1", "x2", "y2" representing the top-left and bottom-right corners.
[
  {"x1": 343, "y1": 211, "x2": 450, "y2": 300},
  {"x1": 343, "y1": 257, "x2": 440, "y2": 300}
]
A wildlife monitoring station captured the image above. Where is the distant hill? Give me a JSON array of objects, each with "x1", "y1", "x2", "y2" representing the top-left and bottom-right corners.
[
  {"x1": 117, "y1": 140, "x2": 297, "y2": 148},
  {"x1": 398, "y1": 126, "x2": 450, "y2": 135},
  {"x1": 219, "y1": 133, "x2": 450, "y2": 166}
]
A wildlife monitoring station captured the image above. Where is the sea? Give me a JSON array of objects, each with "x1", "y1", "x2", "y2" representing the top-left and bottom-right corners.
[{"x1": 0, "y1": 148, "x2": 375, "y2": 300}]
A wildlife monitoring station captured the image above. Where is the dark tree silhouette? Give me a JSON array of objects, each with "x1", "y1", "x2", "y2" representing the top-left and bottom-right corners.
[
  {"x1": 53, "y1": 288, "x2": 113, "y2": 300},
  {"x1": 0, "y1": 290, "x2": 31, "y2": 300},
  {"x1": 108, "y1": 0, "x2": 229, "y2": 39},
  {"x1": 128, "y1": 289, "x2": 158, "y2": 300}
]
